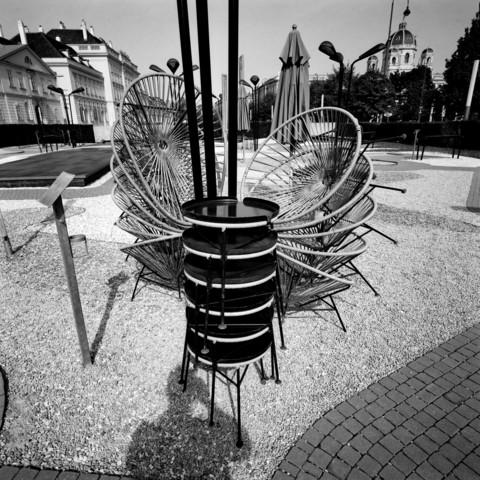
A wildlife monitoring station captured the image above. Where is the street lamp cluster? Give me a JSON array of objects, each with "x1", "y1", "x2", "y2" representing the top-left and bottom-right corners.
[
  {"x1": 239, "y1": 75, "x2": 260, "y2": 150},
  {"x1": 318, "y1": 41, "x2": 385, "y2": 109},
  {"x1": 150, "y1": 58, "x2": 199, "y2": 76},
  {"x1": 47, "y1": 84, "x2": 85, "y2": 148}
]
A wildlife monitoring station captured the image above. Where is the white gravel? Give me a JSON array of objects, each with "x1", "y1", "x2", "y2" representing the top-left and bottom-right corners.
[{"x1": 0, "y1": 163, "x2": 479, "y2": 479}]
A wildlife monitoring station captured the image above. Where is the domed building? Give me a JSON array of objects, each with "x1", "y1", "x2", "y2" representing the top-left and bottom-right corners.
[{"x1": 384, "y1": 21, "x2": 419, "y2": 74}]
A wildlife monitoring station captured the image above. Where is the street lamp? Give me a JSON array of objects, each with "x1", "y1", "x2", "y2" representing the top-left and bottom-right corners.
[
  {"x1": 67, "y1": 87, "x2": 85, "y2": 125},
  {"x1": 319, "y1": 41, "x2": 345, "y2": 107},
  {"x1": 240, "y1": 75, "x2": 260, "y2": 151},
  {"x1": 48, "y1": 84, "x2": 74, "y2": 147},
  {"x1": 346, "y1": 43, "x2": 385, "y2": 108},
  {"x1": 149, "y1": 64, "x2": 166, "y2": 73},
  {"x1": 150, "y1": 62, "x2": 199, "y2": 76},
  {"x1": 167, "y1": 58, "x2": 180, "y2": 74}
]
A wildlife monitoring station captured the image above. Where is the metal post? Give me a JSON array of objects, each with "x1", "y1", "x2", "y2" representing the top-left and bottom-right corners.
[
  {"x1": 0, "y1": 207, "x2": 13, "y2": 258},
  {"x1": 383, "y1": 0, "x2": 395, "y2": 76},
  {"x1": 52, "y1": 196, "x2": 91, "y2": 367},
  {"x1": 464, "y1": 59, "x2": 479, "y2": 121}
]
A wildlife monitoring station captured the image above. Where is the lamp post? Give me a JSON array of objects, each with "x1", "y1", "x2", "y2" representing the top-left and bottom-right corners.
[
  {"x1": 346, "y1": 43, "x2": 385, "y2": 109},
  {"x1": 319, "y1": 41, "x2": 345, "y2": 108},
  {"x1": 67, "y1": 87, "x2": 85, "y2": 125},
  {"x1": 240, "y1": 74, "x2": 260, "y2": 151},
  {"x1": 48, "y1": 84, "x2": 74, "y2": 147}
]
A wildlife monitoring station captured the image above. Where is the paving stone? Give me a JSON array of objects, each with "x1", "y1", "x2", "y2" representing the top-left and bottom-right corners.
[
  {"x1": 358, "y1": 388, "x2": 377, "y2": 404},
  {"x1": 337, "y1": 445, "x2": 361, "y2": 467},
  {"x1": 35, "y1": 472, "x2": 60, "y2": 480},
  {"x1": 361, "y1": 424, "x2": 383, "y2": 444},
  {"x1": 357, "y1": 455, "x2": 382, "y2": 477},
  {"x1": 450, "y1": 463, "x2": 480, "y2": 480},
  {"x1": 386, "y1": 390, "x2": 406, "y2": 405},
  {"x1": 297, "y1": 471, "x2": 317, "y2": 480},
  {"x1": 373, "y1": 417, "x2": 395, "y2": 435},
  {"x1": 452, "y1": 384, "x2": 474, "y2": 400},
  {"x1": 463, "y1": 379, "x2": 480, "y2": 394},
  {"x1": 297, "y1": 439, "x2": 315, "y2": 455},
  {"x1": 368, "y1": 443, "x2": 393, "y2": 464},
  {"x1": 395, "y1": 402, "x2": 418, "y2": 418},
  {"x1": 77, "y1": 476, "x2": 99, "y2": 480},
  {"x1": 390, "y1": 371, "x2": 410, "y2": 384},
  {"x1": 327, "y1": 458, "x2": 351, "y2": 480},
  {"x1": 308, "y1": 448, "x2": 332, "y2": 469},
  {"x1": 346, "y1": 467, "x2": 371, "y2": 480},
  {"x1": 57, "y1": 473, "x2": 80, "y2": 480},
  {"x1": 434, "y1": 377, "x2": 455, "y2": 392},
  {"x1": 375, "y1": 395, "x2": 396, "y2": 410},
  {"x1": 343, "y1": 417, "x2": 364, "y2": 435},
  {"x1": 415, "y1": 462, "x2": 443, "y2": 480},
  {"x1": 396, "y1": 383, "x2": 416, "y2": 398},
  {"x1": 392, "y1": 425, "x2": 417, "y2": 445},
  {"x1": 330, "y1": 425, "x2": 353, "y2": 445},
  {"x1": 450, "y1": 433, "x2": 476, "y2": 454},
  {"x1": 302, "y1": 426, "x2": 324, "y2": 447},
  {"x1": 313, "y1": 418, "x2": 335, "y2": 436},
  {"x1": 272, "y1": 471, "x2": 292, "y2": 480},
  {"x1": 443, "y1": 372, "x2": 463, "y2": 386},
  {"x1": 378, "y1": 464, "x2": 404, "y2": 480},
  {"x1": 416, "y1": 389, "x2": 437, "y2": 405},
  {"x1": 379, "y1": 433, "x2": 404, "y2": 455},
  {"x1": 436, "y1": 418, "x2": 461, "y2": 437},
  {"x1": 460, "y1": 425, "x2": 480, "y2": 445},
  {"x1": 336, "y1": 401, "x2": 358, "y2": 418},
  {"x1": 424, "y1": 426, "x2": 449, "y2": 446},
  {"x1": 439, "y1": 443, "x2": 465, "y2": 464},
  {"x1": 347, "y1": 395, "x2": 368, "y2": 410},
  {"x1": 407, "y1": 377, "x2": 427, "y2": 392},
  {"x1": 353, "y1": 409, "x2": 374, "y2": 427},
  {"x1": 405, "y1": 395, "x2": 428, "y2": 411},
  {"x1": 324, "y1": 409, "x2": 346, "y2": 426},
  {"x1": 286, "y1": 446, "x2": 309, "y2": 467},
  {"x1": 391, "y1": 452, "x2": 417, "y2": 475},
  {"x1": 451, "y1": 366, "x2": 471, "y2": 380},
  {"x1": 0, "y1": 467, "x2": 21, "y2": 480},
  {"x1": 414, "y1": 411, "x2": 436, "y2": 428},
  {"x1": 404, "y1": 418, "x2": 426, "y2": 436},
  {"x1": 302, "y1": 461, "x2": 323, "y2": 478},
  {"x1": 365, "y1": 402, "x2": 386, "y2": 419},
  {"x1": 407, "y1": 360, "x2": 426, "y2": 373},
  {"x1": 433, "y1": 397, "x2": 456, "y2": 413},
  {"x1": 384, "y1": 409, "x2": 406, "y2": 426},
  {"x1": 404, "y1": 443, "x2": 429, "y2": 464},
  {"x1": 428, "y1": 452, "x2": 455, "y2": 475},
  {"x1": 349, "y1": 434, "x2": 372, "y2": 455},
  {"x1": 11, "y1": 469, "x2": 39, "y2": 480},
  {"x1": 368, "y1": 383, "x2": 389, "y2": 397},
  {"x1": 321, "y1": 435, "x2": 342, "y2": 456},
  {"x1": 445, "y1": 411, "x2": 470, "y2": 429},
  {"x1": 416, "y1": 372, "x2": 435, "y2": 385},
  {"x1": 278, "y1": 460, "x2": 300, "y2": 477},
  {"x1": 379, "y1": 377, "x2": 399, "y2": 390},
  {"x1": 463, "y1": 452, "x2": 480, "y2": 475},
  {"x1": 414, "y1": 434, "x2": 440, "y2": 454},
  {"x1": 423, "y1": 404, "x2": 447, "y2": 421}
]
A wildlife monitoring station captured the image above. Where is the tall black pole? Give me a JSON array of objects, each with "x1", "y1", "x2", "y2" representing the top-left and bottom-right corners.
[
  {"x1": 228, "y1": 0, "x2": 239, "y2": 197},
  {"x1": 177, "y1": 0, "x2": 204, "y2": 200},
  {"x1": 196, "y1": 0, "x2": 217, "y2": 198}
]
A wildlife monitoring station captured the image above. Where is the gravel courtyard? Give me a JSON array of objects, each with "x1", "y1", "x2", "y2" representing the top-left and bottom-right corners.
[{"x1": 0, "y1": 162, "x2": 479, "y2": 479}]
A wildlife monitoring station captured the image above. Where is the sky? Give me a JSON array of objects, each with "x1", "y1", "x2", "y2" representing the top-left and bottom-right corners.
[{"x1": 1, "y1": 0, "x2": 479, "y2": 95}]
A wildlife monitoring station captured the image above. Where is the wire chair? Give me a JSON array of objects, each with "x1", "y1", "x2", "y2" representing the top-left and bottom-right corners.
[{"x1": 239, "y1": 107, "x2": 362, "y2": 228}]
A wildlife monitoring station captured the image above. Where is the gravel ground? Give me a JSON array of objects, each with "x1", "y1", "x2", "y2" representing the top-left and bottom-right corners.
[{"x1": 0, "y1": 167, "x2": 479, "y2": 479}]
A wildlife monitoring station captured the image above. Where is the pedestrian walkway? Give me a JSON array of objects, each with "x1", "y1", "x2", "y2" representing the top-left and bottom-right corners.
[{"x1": 272, "y1": 322, "x2": 480, "y2": 480}]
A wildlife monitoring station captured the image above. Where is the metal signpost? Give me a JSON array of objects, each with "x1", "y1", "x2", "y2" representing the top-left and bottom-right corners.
[{"x1": 38, "y1": 171, "x2": 92, "y2": 367}]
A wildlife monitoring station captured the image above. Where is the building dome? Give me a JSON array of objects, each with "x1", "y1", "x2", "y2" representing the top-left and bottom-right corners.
[{"x1": 391, "y1": 22, "x2": 416, "y2": 46}]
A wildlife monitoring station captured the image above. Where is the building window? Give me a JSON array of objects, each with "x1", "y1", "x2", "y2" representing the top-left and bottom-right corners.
[
  {"x1": 30, "y1": 75, "x2": 37, "y2": 91},
  {"x1": 0, "y1": 106, "x2": 4, "y2": 123},
  {"x1": 18, "y1": 74, "x2": 26, "y2": 90},
  {"x1": 7, "y1": 70, "x2": 15, "y2": 87},
  {"x1": 15, "y1": 104, "x2": 24, "y2": 122},
  {"x1": 25, "y1": 56, "x2": 32, "y2": 65},
  {"x1": 78, "y1": 45, "x2": 88, "y2": 50},
  {"x1": 25, "y1": 102, "x2": 32, "y2": 121},
  {"x1": 405, "y1": 53, "x2": 410, "y2": 63},
  {"x1": 392, "y1": 57, "x2": 397, "y2": 65}
]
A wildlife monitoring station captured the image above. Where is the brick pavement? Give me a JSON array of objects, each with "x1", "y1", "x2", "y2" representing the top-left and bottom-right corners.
[{"x1": 272, "y1": 323, "x2": 480, "y2": 480}]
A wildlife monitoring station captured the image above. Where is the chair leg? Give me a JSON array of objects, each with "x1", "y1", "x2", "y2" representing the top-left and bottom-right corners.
[
  {"x1": 329, "y1": 295, "x2": 347, "y2": 332},
  {"x1": 348, "y1": 261, "x2": 379, "y2": 296},
  {"x1": 182, "y1": 352, "x2": 191, "y2": 393},
  {"x1": 363, "y1": 223, "x2": 398, "y2": 245},
  {"x1": 209, "y1": 365, "x2": 217, "y2": 426},
  {"x1": 270, "y1": 338, "x2": 282, "y2": 384},
  {"x1": 274, "y1": 276, "x2": 287, "y2": 350},
  {"x1": 260, "y1": 359, "x2": 267, "y2": 384},
  {"x1": 179, "y1": 334, "x2": 189, "y2": 385},
  {"x1": 236, "y1": 368, "x2": 243, "y2": 448},
  {"x1": 130, "y1": 265, "x2": 146, "y2": 301}
]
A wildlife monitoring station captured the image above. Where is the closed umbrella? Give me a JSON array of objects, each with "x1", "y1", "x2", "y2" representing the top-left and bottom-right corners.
[
  {"x1": 238, "y1": 55, "x2": 250, "y2": 161},
  {"x1": 271, "y1": 24, "x2": 310, "y2": 143}
]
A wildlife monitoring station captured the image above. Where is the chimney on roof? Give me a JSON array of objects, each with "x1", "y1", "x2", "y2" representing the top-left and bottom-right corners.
[
  {"x1": 89, "y1": 25, "x2": 94, "y2": 35},
  {"x1": 81, "y1": 19, "x2": 88, "y2": 41},
  {"x1": 108, "y1": 40, "x2": 113, "y2": 48},
  {"x1": 38, "y1": 25, "x2": 44, "y2": 32},
  {"x1": 24, "y1": 25, "x2": 30, "y2": 33},
  {"x1": 17, "y1": 20, "x2": 27, "y2": 45},
  {"x1": 59, "y1": 21, "x2": 65, "y2": 29}
]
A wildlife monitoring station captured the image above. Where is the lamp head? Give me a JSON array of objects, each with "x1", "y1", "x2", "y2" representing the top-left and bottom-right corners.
[
  {"x1": 166, "y1": 58, "x2": 180, "y2": 74},
  {"x1": 319, "y1": 41, "x2": 337, "y2": 58},
  {"x1": 71, "y1": 87, "x2": 85, "y2": 95},
  {"x1": 239, "y1": 79, "x2": 251, "y2": 88},
  {"x1": 250, "y1": 75, "x2": 260, "y2": 86},
  {"x1": 358, "y1": 43, "x2": 386, "y2": 61},
  {"x1": 48, "y1": 84, "x2": 63, "y2": 94},
  {"x1": 149, "y1": 64, "x2": 165, "y2": 73}
]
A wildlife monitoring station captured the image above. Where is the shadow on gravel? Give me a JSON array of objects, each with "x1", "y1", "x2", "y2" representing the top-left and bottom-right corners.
[
  {"x1": 126, "y1": 366, "x2": 250, "y2": 480},
  {"x1": 90, "y1": 271, "x2": 130, "y2": 363}
]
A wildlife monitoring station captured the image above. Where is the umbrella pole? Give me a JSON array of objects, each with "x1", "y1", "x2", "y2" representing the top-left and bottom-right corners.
[
  {"x1": 227, "y1": 0, "x2": 239, "y2": 198},
  {"x1": 196, "y1": 0, "x2": 217, "y2": 198},
  {"x1": 177, "y1": 0, "x2": 203, "y2": 200}
]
